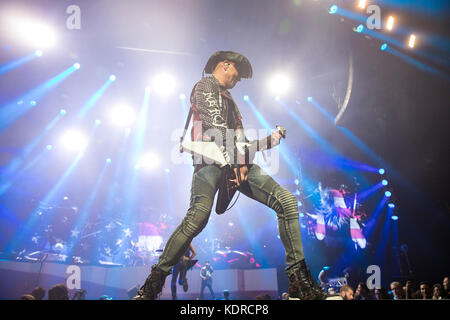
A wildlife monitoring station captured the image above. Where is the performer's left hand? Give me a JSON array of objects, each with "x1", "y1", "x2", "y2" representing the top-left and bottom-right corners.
[{"x1": 271, "y1": 130, "x2": 283, "y2": 147}]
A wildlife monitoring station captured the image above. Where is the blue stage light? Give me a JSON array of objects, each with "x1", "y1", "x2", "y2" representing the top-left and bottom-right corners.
[
  {"x1": 329, "y1": 5, "x2": 338, "y2": 14},
  {"x1": 35, "y1": 50, "x2": 43, "y2": 57},
  {"x1": 388, "y1": 203, "x2": 395, "y2": 208},
  {"x1": 385, "y1": 191, "x2": 392, "y2": 197},
  {"x1": 356, "y1": 24, "x2": 364, "y2": 33},
  {"x1": 378, "y1": 168, "x2": 385, "y2": 175},
  {"x1": 382, "y1": 179, "x2": 388, "y2": 186},
  {"x1": 95, "y1": 119, "x2": 101, "y2": 126},
  {"x1": 243, "y1": 95, "x2": 249, "y2": 101},
  {"x1": 106, "y1": 158, "x2": 112, "y2": 163},
  {"x1": 73, "y1": 63, "x2": 81, "y2": 69},
  {"x1": 46, "y1": 144, "x2": 53, "y2": 150},
  {"x1": 179, "y1": 93, "x2": 186, "y2": 100},
  {"x1": 30, "y1": 100, "x2": 37, "y2": 106},
  {"x1": 109, "y1": 75, "x2": 116, "y2": 82},
  {"x1": 299, "y1": 212, "x2": 304, "y2": 218},
  {"x1": 297, "y1": 201, "x2": 302, "y2": 207},
  {"x1": 381, "y1": 43, "x2": 388, "y2": 51},
  {"x1": 294, "y1": 178, "x2": 299, "y2": 185},
  {"x1": 391, "y1": 215, "x2": 399, "y2": 221},
  {"x1": 307, "y1": 96, "x2": 312, "y2": 102},
  {"x1": 60, "y1": 109, "x2": 67, "y2": 115}
]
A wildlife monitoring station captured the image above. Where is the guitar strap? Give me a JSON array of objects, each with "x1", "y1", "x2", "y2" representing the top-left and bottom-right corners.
[{"x1": 179, "y1": 84, "x2": 198, "y2": 152}]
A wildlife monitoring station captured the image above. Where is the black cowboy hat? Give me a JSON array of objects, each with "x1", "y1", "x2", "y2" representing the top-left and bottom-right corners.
[{"x1": 204, "y1": 51, "x2": 253, "y2": 79}]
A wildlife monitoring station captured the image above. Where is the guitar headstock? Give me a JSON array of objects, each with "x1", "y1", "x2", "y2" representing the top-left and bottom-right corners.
[{"x1": 276, "y1": 125, "x2": 287, "y2": 139}]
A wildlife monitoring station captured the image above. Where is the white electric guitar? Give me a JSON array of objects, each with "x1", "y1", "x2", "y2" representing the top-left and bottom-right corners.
[{"x1": 180, "y1": 125, "x2": 286, "y2": 213}]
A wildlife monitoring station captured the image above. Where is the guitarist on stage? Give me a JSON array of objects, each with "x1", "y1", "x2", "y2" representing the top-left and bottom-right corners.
[
  {"x1": 133, "y1": 51, "x2": 326, "y2": 300},
  {"x1": 199, "y1": 260, "x2": 215, "y2": 300}
]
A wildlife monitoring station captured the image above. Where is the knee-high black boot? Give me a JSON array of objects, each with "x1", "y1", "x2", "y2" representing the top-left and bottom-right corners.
[
  {"x1": 133, "y1": 265, "x2": 171, "y2": 300},
  {"x1": 288, "y1": 260, "x2": 327, "y2": 300}
]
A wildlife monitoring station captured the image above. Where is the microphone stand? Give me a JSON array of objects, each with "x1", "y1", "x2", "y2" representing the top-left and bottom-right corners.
[{"x1": 35, "y1": 253, "x2": 48, "y2": 288}]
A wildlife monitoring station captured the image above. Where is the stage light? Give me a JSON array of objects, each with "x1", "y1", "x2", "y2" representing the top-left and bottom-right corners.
[
  {"x1": 408, "y1": 34, "x2": 416, "y2": 48},
  {"x1": 164, "y1": 168, "x2": 170, "y2": 173},
  {"x1": 109, "y1": 75, "x2": 116, "y2": 82},
  {"x1": 151, "y1": 73, "x2": 176, "y2": 96},
  {"x1": 382, "y1": 179, "x2": 388, "y2": 186},
  {"x1": 111, "y1": 104, "x2": 136, "y2": 127},
  {"x1": 136, "y1": 152, "x2": 160, "y2": 170},
  {"x1": 73, "y1": 63, "x2": 81, "y2": 70},
  {"x1": 386, "y1": 16, "x2": 395, "y2": 31},
  {"x1": 384, "y1": 191, "x2": 392, "y2": 197},
  {"x1": 358, "y1": 0, "x2": 367, "y2": 9},
  {"x1": 46, "y1": 144, "x2": 53, "y2": 150},
  {"x1": 297, "y1": 201, "x2": 302, "y2": 207},
  {"x1": 30, "y1": 100, "x2": 37, "y2": 106},
  {"x1": 381, "y1": 43, "x2": 388, "y2": 51},
  {"x1": 355, "y1": 24, "x2": 364, "y2": 33},
  {"x1": 294, "y1": 178, "x2": 299, "y2": 185},
  {"x1": 60, "y1": 109, "x2": 67, "y2": 115},
  {"x1": 329, "y1": 5, "x2": 338, "y2": 14},
  {"x1": 307, "y1": 96, "x2": 313, "y2": 102},
  {"x1": 12, "y1": 18, "x2": 56, "y2": 48},
  {"x1": 60, "y1": 130, "x2": 88, "y2": 152},
  {"x1": 268, "y1": 74, "x2": 290, "y2": 95},
  {"x1": 378, "y1": 168, "x2": 385, "y2": 175},
  {"x1": 35, "y1": 50, "x2": 43, "y2": 57},
  {"x1": 179, "y1": 93, "x2": 186, "y2": 100},
  {"x1": 106, "y1": 158, "x2": 112, "y2": 164},
  {"x1": 388, "y1": 203, "x2": 395, "y2": 209},
  {"x1": 391, "y1": 215, "x2": 399, "y2": 221},
  {"x1": 243, "y1": 95, "x2": 249, "y2": 101},
  {"x1": 95, "y1": 119, "x2": 101, "y2": 126}
]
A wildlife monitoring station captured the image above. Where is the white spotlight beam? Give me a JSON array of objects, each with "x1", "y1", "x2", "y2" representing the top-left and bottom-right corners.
[
  {"x1": 151, "y1": 73, "x2": 176, "y2": 97},
  {"x1": 111, "y1": 104, "x2": 136, "y2": 127},
  {"x1": 7, "y1": 15, "x2": 56, "y2": 48},
  {"x1": 268, "y1": 74, "x2": 291, "y2": 95},
  {"x1": 60, "y1": 130, "x2": 88, "y2": 152}
]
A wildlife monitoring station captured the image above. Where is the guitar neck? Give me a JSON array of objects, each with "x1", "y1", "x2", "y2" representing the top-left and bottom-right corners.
[
  {"x1": 251, "y1": 128, "x2": 285, "y2": 152},
  {"x1": 252, "y1": 135, "x2": 273, "y2": 152}
]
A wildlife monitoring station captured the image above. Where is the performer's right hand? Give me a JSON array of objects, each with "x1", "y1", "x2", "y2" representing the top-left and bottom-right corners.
[{"x1": 230, "y1": 165, "x2": 248, "y2": 187}]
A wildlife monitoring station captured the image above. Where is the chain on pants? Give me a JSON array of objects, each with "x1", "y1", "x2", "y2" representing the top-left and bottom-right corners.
[{"x1": 155, "y1": 164, "x2": 305, "y2": 275}]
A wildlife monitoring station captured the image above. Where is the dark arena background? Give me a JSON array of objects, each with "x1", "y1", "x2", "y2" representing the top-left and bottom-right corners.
[{"x1": 0, "y1": 0, "x2": 449, "y2": 303}]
